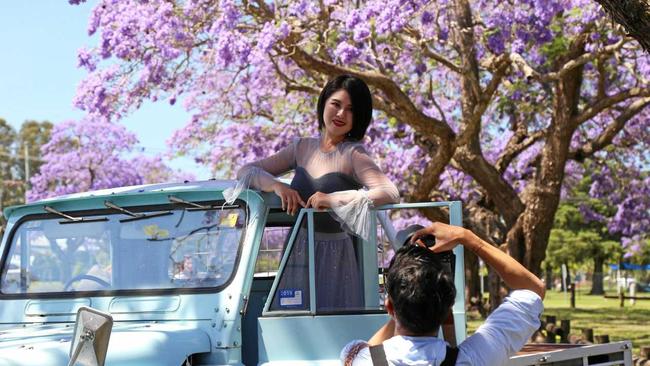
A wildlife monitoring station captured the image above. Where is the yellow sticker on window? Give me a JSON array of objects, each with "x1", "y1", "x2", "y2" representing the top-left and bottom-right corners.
[
  {"x1": 220, "y1": 213, "x2": 239, "y2": 227},
  {"x1": 143, "y1": 224, "x2": 170, "y2": 240}
]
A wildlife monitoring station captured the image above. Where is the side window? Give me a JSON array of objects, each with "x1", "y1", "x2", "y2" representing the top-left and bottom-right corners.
[
  {"x1": 267, "y1": 215, "x2": 310, "y2": 312},
  {"x1": 261, "y1": 208, "x2": 432, "y2": 315},
  {"x1": 254, "y1": 227, "x2": 291, "y2": 275},
  {"x1": 265, "y1": 212, "x2": 385, "y2": 314}
]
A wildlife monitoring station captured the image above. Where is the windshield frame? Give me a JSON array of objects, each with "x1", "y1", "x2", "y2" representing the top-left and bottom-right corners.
[{"x1": 0, "y1": 199, "x2": 248, "y2": 300}]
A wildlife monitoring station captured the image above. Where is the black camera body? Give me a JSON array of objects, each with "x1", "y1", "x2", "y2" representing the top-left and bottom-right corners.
[{"x1": 394, "y1": 224, "x2": 456, "y2": 280}]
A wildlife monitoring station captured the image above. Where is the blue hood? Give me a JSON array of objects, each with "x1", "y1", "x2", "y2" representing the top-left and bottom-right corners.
[{"x1": 0, "y1": 322, "x2": 211, "y2": 366}]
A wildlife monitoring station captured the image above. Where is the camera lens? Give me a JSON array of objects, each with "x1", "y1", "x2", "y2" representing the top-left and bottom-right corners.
[{"x1": 420, "y1": 235, "x2": 436, "y2": 248}]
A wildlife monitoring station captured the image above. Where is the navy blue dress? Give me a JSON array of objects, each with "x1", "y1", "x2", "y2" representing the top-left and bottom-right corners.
[{"x1": 271, "y1": 167, "x2": 364, "y2": 312}]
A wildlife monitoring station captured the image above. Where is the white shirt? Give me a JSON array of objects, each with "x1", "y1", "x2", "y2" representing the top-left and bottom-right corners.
[{"x1": 341, "y1": 289, "x2": 543, "y2": 366}]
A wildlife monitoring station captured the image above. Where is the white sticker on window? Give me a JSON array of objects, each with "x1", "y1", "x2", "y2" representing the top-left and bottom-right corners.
[{"x1": 279, "y1": 289, "x2": 303, "y2": 307}]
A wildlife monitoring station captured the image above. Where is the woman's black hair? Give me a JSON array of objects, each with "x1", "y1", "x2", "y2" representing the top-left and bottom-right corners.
[{"x1": 317, "y1": 75, "x2": 373, "y2": 141}]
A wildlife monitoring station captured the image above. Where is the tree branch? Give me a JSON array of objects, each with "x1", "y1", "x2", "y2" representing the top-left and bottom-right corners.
[
  {"x1": 572, "y1": 87, "x2": 650, "y2": 126},
  {"x1": 466, "y1": 53, "x2": 511, "y2": 128},
  {"x1": 408, "y1": 139, "x2": 456, "y2": 202},
  {"x1": 284, "y1": 40, "x2": 457, "y2": 140},
  {"x1": 454, "y1": 149, "x2": 525, "y2": 227},
  {"x1": 502, "y1": 38, "x2": 630, "y2": 83},
  {"x1": 401, "y1": 31, "x2": 462, "y2": 73},
  {"x1": 495, "y1": 130, "x2": 545, "y2": 173},
  {"x1": 269, "y1": 54, "x2": 320, "y2": 94},
  {"x1": 428, "y1": 75, "x2": 448, "y2": 125},
  {"x1": 569, "y1": 96, "x2": 650, "y2": 161},
  {"x1": 481, "y1": 54, "x2": 511, "y2": 102}
]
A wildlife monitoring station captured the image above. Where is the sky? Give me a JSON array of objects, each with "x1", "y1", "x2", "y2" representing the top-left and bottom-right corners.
[{"x1": 0, "y1": 2, "x2": 210, "y2": 179}]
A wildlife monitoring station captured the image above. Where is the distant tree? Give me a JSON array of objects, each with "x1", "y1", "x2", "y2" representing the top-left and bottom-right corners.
[
  {"x1": 28, "y1": 118, "x2": 194, "y2": 201},
  {"x1": 17, "y1": 120, "x2": 53, "y2": 182},
  {"x1": 0, "y1": 119, "x2": 19, "y2": 233},
  {"x1": 0, "y1": 119, "x2": 52, "y2": 235},
  {"x1": 579, "y1": 159, "x2": 649, "y2": 262},
  {"x1": 131, "y1": 155, "x2": 196, "y2": 184},
  {"x1": 545, "y1": 203, "x2": 623, "y2": 294},
  {"x1": 628, "y1": 238, "x2": 650, "y2": 266}
]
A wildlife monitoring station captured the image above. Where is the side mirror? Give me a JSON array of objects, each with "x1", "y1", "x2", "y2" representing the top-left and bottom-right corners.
[{"x1": 68, "y1": 307, "x2": 113, "y2": 366}]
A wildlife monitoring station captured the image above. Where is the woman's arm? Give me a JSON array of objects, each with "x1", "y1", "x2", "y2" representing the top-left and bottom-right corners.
[
  {"x1": 236, "y1": 140, "x2": 297, "y2": 192},
  {"x1": 235, "y1": 139, "x2": 305, "y2": 214},
  {"x1": 350, "y1": 146, "x2": 400, "y2": 205},
  {"x1": 306, "y1": 145, "x2": 399, "y2": 240}
]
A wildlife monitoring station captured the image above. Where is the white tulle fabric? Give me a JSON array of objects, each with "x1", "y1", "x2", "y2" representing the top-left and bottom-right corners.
[
  {"x1": 329, "y1": 190, "x2": 374, "y2": 241},
  {"x1": 228, "y1": 137, "x2": 399, "y2": 239}
]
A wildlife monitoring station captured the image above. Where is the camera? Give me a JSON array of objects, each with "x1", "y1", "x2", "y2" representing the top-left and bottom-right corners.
[{"x1": 394, "y1": 224, "x2": 456, "y2": 280}]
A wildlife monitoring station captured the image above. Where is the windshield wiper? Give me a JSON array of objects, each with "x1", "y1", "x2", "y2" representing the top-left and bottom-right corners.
[
  {"x1": 168, "y1": 195, "x2": 238, "y2": 211},
  {"x1": 44, "y1": 206, "x2": 108, "y2": 224},
  {"x1": 104, "y1": 201, "x2": 173, "y2": 222}
]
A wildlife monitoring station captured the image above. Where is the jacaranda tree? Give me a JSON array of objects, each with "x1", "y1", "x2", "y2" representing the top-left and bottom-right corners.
[
  {"x1": 28, "y1": 118, "x2": 193, "y2": 201},
  {"x1": 63, "y1": 0, "x2": 649, "y2": 305}
]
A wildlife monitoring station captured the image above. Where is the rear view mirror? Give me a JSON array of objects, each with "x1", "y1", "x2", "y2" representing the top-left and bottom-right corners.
[{"x1": 68, "y1": 307, "x2": 113, "y2": 366}]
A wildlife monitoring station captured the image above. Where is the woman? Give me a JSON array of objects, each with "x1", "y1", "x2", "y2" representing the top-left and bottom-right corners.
[{"x1": 232, "y1": 75, "x2": 399, "y2": 311}]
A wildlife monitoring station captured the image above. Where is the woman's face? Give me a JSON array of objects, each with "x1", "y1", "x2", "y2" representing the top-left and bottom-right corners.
[{"x1": 322, "y1": 89, "x2": 353, "y2": 140}]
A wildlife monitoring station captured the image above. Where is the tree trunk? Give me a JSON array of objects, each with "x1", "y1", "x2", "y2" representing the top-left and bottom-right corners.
[
  {"x1": 594, "y1": 0, "x2": 650, "y2": 52},
  {"x1": 487, "y1": 266, "x2": 503, "y2": 311},
  {"x1": 465, "y1": 250, "x2": 481, "y2": 305},
  {"x1": 590, "y1": 256, "x2": 606, "y2": 295},
  {"x1": 561, "y1": 264, "x2": 572, "y2": 291},
  {"x1": 516, "y1": 35, "x2": 588, "y2": 275},
  {"x1": 545, "y1": 267, "x2": 554, "y2": 290}
]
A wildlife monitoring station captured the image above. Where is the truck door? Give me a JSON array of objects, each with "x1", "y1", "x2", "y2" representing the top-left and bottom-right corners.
[{"x1": 255, "y1": 201, "x2": 466, "y2": 365}]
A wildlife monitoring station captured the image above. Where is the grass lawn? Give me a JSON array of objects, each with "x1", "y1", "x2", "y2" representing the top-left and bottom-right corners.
[{"x1": 467, "y1": 288, "x2": 650, "y2": 356}]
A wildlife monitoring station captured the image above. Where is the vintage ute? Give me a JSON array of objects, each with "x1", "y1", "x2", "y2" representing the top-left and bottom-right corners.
[
  {"x1": 0, "y1": 180, "x2": 632, "y2": 365},
  {"x1": 0, "y1": 180, "x2": 467, "y2": 366}
]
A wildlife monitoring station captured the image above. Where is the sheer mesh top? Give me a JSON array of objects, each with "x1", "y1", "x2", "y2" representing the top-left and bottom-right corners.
[{"x1": 236, "y1": 137, "x2": 399, "y2": 206}]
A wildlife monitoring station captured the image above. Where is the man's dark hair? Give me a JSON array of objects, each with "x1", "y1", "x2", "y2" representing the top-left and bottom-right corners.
[
  {"x1": 317, "y1": 74, "x2": 373, "y2": 141},
  {"x1": 385, "y1": 245, "x2": 457, "y2": 335}
]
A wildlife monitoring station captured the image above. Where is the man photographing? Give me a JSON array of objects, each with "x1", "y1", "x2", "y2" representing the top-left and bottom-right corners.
[{"x1": 341, "y1": 222, "x2": 545, "y2": 365}]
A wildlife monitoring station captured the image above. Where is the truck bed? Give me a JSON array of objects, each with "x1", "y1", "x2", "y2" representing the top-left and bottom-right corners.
[{"x1": 509, "y1": 341, "x2": 632, "y2": 365}]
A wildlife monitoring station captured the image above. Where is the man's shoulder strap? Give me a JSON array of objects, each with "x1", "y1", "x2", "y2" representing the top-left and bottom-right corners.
[
  {"x1": 369, "y1": 344, "x2": 459, "y2": 366},
  {"x1": 369, "y1": 344, "x2": 389, "y2": 366},
  {"x1": 441, "y1": 346, "x2": 459, "y2": 366}
]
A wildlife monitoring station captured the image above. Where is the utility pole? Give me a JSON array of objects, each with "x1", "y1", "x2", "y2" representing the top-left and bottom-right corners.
[{"x1": 24, "y1": 142, "x2": 30, "y2": 200}]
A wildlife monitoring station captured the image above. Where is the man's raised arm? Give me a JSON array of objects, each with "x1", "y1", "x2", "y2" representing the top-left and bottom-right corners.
[{"x1": 412, "y1": 222, "x2": 545, "y2": 299}]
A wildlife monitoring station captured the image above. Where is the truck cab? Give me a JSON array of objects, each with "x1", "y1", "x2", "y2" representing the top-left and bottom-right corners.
[{"x1": 0, "y1": 180, "x2": 466, "y2": 365}]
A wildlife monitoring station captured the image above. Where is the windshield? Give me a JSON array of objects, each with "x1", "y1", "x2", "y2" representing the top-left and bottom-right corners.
[{"x1": 0, "y1": 205, "x2": 245, "y2": 295}]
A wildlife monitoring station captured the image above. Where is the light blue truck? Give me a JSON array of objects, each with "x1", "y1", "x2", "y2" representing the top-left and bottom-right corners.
[{"x1": 0, "y1": 181, "x2": 632, "y2": 365}]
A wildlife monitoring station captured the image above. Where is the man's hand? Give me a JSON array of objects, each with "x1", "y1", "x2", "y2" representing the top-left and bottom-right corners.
[
  {"x1": 410, "y1": 222, "x2": 468, "y2": 253},
  {"x1": 412, "y1": 221, "x2": 545, "y2": 299},
  {"x1": 272, "y1": 182, "x2": 305, "y2": 215},
  {"x1": 305, "y1": 191, "x2": 332, "y2": 211}
]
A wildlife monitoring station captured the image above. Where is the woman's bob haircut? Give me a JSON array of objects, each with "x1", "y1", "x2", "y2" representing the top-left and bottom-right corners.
[{"x1": 317, "y1": 75, "x2": 373, "y2": 141}]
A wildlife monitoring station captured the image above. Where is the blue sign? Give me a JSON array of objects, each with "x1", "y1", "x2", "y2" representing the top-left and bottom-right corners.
[
  {"x1": 279, "y1": 288, "x2": 304, "y2": 308},
  {"x1": 609, "y1": 263, "x2": 650, "y2": 270}
]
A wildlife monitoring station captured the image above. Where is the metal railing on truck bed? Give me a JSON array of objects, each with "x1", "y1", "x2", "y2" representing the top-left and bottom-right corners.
[{"x1": 508, "y1": 341, "x2": 632, "y2": 366}]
